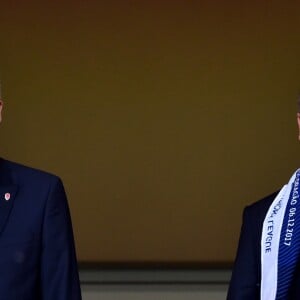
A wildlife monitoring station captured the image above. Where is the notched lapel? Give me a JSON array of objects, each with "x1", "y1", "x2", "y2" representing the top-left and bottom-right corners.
[{"x1": 0, "y1": 185, "x2": 18, "y2": 235}]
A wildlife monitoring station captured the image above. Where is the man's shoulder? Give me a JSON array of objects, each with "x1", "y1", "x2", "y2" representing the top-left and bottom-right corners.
[
  {"x1": 249, "y1": 191, "x2": 279, "y2": 209},
  {"x1": 245, "y1": 190, "x2": 280, "y2": 219},
  {"x1": 1, "y1": 158, "x2": 61, "y2": 184}
]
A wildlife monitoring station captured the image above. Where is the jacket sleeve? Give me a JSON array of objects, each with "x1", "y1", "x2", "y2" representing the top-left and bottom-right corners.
[
  {"x1": 227, "y1": 206, "x2": 260, "y2": 300},
  {"x1": 40, "y1": 177, "x2": 82, "y2": 300}
]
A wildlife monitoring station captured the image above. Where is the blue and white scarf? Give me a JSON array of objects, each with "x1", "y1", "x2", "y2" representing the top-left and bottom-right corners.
[{"x1": 261, "y1": 169, "x2": 300, "y2": 299}]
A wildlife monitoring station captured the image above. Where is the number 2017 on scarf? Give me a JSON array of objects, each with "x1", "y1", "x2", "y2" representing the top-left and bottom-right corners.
[{"x1": 284, "y1": 207, "x2": 296, "y2": 246}]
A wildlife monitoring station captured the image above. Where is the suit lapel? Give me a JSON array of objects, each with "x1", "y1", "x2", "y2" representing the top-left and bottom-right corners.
[
  {"x1": 0, "y1": 186, "x2": 18, "y2": 235},
  {"x1": 0, "y1": 158, "x2": 19, "y2": 235}
]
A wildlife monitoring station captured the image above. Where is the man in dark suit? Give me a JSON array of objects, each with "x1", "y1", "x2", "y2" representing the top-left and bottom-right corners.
[
  {"x1": 227, "y1": 105, "x2": 300, "y2": 299},
  {"x1": 0, "y1": 99, "x2": 82, "y2": 298},
  {"x1": 227, "y1": 191, "x2": 278, "y2": 299}
]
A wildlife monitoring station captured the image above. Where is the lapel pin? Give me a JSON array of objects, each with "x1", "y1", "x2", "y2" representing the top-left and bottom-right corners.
[{"x1": 4, "y1": 193, "x2": 11, "y2": 201}]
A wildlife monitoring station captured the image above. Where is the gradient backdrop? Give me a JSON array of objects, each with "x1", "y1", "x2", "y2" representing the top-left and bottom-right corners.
[{"x1": 0, "y1": 0, "x2": 299, "y2": 264}]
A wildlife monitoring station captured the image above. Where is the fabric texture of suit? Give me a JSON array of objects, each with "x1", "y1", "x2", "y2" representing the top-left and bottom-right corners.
[
  {"x1": 227, "y1": 190, "x2": 300, "y2": 299},
  {"x1": 0, "y1": 158, "x2": 81, "y2": 300},
  {"x1": 227, "y1": 191, "x2": 277, "y2": 299}
]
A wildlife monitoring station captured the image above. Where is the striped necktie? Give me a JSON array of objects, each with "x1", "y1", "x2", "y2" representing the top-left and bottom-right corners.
[{"x1": 276, "y1": 171, "x2": 300, "y2": 299}]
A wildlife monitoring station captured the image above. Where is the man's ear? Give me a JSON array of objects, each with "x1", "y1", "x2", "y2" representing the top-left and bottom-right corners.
[{"x1": 0, "y1": 100, "x2": 3, "y2": 123}]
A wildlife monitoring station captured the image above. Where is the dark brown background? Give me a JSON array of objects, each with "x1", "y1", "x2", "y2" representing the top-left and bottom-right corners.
[{"x1": 0, "y1": 0, "x2": 299, "y2": 264}]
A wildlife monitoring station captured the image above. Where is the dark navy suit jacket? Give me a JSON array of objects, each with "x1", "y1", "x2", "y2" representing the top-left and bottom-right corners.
[
  {"x1": 227, "y1": 190, "x2": 300, "y2": 299},
  {"x1": 0, "y1": 158, "x2": 81, "y2": 300}
]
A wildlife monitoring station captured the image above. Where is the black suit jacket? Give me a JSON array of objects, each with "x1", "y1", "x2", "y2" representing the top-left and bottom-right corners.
[
  {"x1": 227, "y1": 191, "x2": 279, "y2": 299},
  {"x1": 227, "y1": 190, "x2": 300, "y2": 299},
  {"x1": 0, "y1": 158, "x2": 81, "y2": 299}
]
